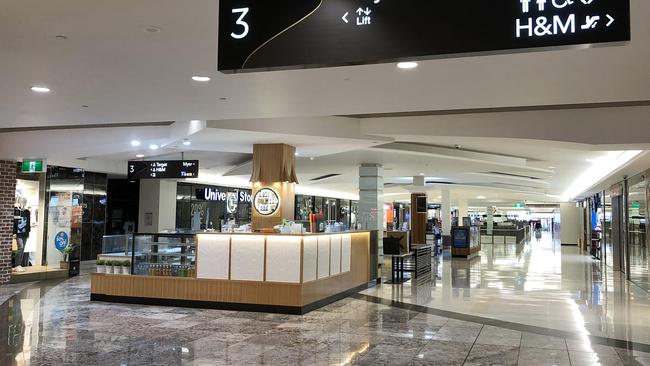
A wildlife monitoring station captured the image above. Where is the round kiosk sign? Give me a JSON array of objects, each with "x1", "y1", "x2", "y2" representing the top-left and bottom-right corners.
[{"x1": 253, "y1": 188, "x2": 280, "y2": 216}]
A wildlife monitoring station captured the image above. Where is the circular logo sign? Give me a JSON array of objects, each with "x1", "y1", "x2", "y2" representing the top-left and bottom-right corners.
[
  {"x1": 54, "y1": 231, "x2": 69, "y2": 252},
  {"x1": 226, "y1": 192, "x2": 238, "y2": 214},
  {"x1": 253, "y1": 188, "x2": 280, "y2": 216}
]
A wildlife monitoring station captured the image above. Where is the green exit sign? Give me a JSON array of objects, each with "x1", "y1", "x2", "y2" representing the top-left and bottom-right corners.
[
  {"x1": 21, "y1": 160, "x2": 45, "y2": 173},
  {"x1": 514, "y1": 203, "x2": 525, "y2": 208},
  {"x1": 632, "y1": 203, "x2": 642, "y2": 209}
]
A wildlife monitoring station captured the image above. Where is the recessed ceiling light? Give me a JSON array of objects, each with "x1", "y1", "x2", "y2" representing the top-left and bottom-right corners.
[
  {"x1": 31, "y1": 86, "x2": 51, "y2": 93},
  {"x1": 477, "y1": 195, "x2": 487, "y2": 199},
  {"x1": 130, "y1": 140, "x2": 141, "y2": 147},
  {"x1": 149, "y1": 144, "x2": 159, "y2": 150},
  {"x1": 182, "y1": 140, "x2": 191, "y2": 146},
  {"x1": 419, "y1": 173, "x2": 425, "y2": 176},
  {"x1": 309, "y1": 157, "x2": 315, "y2": 161},
  {"x1": 397, "y1": 62, "x2": 418, "y2": 69},
  {"x1": 295, "y1": 152, "x2": 300, "y2": 156},
  {"x1": 192, "y1": 76, "x2": 211, "y2": 82},
  {"x1": 136, "y1": 154, "x2": 145, "y2": 158}
]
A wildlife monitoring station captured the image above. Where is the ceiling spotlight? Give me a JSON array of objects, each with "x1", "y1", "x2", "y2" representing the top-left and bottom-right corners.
[
  {"x1": 182, "y1": 140, "x2": 192, "y2": 146},
  {"x1": 136, "y1": 154, "x2": 145, "y2": 158},
  {"x1": 397, "y1": 62, "x2": 418, "y2": 69},
  {"x1": 192, "y1": 76, "x2": 211, "y2": 82},
  {"x1": 310, "y1": 157, "x2": 315, "y2": 161},
  {"x1": 149, "y1": 144, "x2": 159, "y2": 150},
  {"x1": 130, "y1": 140, "x2": 141, "y2": 147},
  {"x1": 295, "y1": 152, "x2": 300, "y2": 156},
  {"x1": 31, "y1": 86, "x2": 51, "y2": 93}
]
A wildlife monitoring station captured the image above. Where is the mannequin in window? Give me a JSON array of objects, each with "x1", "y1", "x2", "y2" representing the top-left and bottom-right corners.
[{"x1": 13, "y1": 197, "x2": 30, "y2": 272}]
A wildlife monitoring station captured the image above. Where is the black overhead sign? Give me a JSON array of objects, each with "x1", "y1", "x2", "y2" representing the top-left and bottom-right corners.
[
  {"x1": 128, "y1": 160, "x2": 199, "y2": 180},
  {"x1": 218, "y1": 0, "x2": 630, "y2": 73}
]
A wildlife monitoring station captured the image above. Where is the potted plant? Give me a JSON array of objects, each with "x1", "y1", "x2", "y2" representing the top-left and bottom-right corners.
[
  {"x1": 96, "y1": 259, "x2": 106, "y2": 273},
  {"x1": 121, "y1": 260, "x2": 131, "y2": 275},
  {"x1": 60, "y1": 245, "x2": 76, "y2": 269},
  {"x1": 105, "y1": 260, "x2": 114, "y2": 274}
]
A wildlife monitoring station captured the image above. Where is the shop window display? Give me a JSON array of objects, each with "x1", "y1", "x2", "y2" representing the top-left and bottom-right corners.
[{"x1": 627, "y1": 174, "x2": 648, "y2": 291}]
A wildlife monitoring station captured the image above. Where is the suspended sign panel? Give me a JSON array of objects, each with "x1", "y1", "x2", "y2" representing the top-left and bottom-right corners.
[
  {"x1": 217, "y1": 0, "x2": 630, "y2": 73},
  {"x1": 128, "y1": 160, "x2": 199, "y2": 180}
]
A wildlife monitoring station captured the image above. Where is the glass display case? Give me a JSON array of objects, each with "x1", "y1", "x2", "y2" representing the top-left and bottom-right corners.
[{"x1": 132, "y1": 233, "x2": 196, "y2": 277}]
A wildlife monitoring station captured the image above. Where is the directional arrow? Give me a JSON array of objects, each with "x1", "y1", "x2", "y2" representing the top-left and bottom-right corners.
[
  {"x1": 342, "y1": 12, "x2": 349, "y2": 23},
  {"x1": 606, "y1": 14, "x2": 615, "y2": 27}
]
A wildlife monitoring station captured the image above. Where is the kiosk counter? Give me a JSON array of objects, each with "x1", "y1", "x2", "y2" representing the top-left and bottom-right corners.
[{"x1": 90, "y1": 231, "x2": 375, "y2": 314}]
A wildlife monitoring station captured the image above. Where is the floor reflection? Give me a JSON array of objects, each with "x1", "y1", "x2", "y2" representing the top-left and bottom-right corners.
[{"x1": 368, "y1": 231, "x2": 650, "y2": 344}]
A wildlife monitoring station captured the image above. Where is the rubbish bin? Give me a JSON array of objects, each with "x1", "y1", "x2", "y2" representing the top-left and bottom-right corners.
[{"x1": 68, "y1": 259, "x2": 80, "y2": 277}]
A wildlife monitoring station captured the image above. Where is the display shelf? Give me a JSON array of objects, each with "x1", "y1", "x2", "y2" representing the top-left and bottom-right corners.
[{"x1": 132, "y1": 233, "x2": 196, "y2": 277}]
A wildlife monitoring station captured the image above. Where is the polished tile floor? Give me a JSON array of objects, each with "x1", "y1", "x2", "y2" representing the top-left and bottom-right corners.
[
  {"x1": 367, "y1": 231, "x2": 650, "y2": 346},
  {"x1": 1, "y1": 231, "x2": 650, "y2": 365}
]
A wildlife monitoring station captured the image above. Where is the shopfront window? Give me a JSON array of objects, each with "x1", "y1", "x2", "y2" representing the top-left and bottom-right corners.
[
  {"x1": 627, "y1": 174, "x2": 648, "y2": 291},
  {"x1": 294, "y1": 195, "x2": 313, "y2": 221},
  {"x1": 604, "y1": 193, "x2": 613, "y2": 268},
  {"x1": 175, "y1": 183, "x2": 252, "y2": 231}
]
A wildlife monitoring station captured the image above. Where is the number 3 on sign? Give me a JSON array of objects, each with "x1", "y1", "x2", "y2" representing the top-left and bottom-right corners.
[{"x1": 231, "y1": 8, "x2": 250, "y2": 39}]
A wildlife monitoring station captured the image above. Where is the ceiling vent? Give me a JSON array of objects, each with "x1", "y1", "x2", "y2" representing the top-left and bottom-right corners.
[
  {"x1": 310, "y1": 174, "x2": 341, "y2": 181},
  {"x1": 487, "y1": 171, "x2": 543, "y2": 180}
]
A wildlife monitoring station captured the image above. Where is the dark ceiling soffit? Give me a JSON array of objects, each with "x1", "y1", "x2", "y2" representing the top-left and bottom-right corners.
[
  {"x1": 0, "y1": 121, "x2": 175, "y2": 133},
  {"x1": 343, "y1": 100, "x2": 650, "y2": 119}
]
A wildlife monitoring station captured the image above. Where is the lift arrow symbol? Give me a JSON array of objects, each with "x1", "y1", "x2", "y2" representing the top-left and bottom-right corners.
[
  {"x1": 342, "y1": 12, "x2": 349, "y2": 23},
  {"x1": 606, "y1": 14, "x2": 615, "y2": 27}
]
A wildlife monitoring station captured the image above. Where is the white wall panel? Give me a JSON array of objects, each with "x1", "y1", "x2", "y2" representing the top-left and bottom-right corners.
[
  {"x1": 317, "y1": 236, "x2": 330, "y2": 279},
  {"x1": 303, "y1": 236, "x2": 318, "y2": 283},
  {"x1": 330, "y1": 235, "x2": 341, "y2": 275},
  {"x1": 230, "y1": 235, "x2": 265, "y2": 281},
  {"x1": 341, "y1": 234, "x2": 352, "y2": 273},
  {"x1": 265, "y1": 236, "x2": 301, "y2": 283},
  {"x1": 196, "y1": 235, "x2": 230, "y2": 280}
]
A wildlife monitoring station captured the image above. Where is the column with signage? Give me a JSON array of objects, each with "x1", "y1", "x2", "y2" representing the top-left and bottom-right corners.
[{"x1": 250, "y1": 144, "x2": 297, "y2": 230}]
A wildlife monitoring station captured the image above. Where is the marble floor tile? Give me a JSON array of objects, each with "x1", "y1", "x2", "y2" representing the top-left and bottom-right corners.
[
  {"x1": 521, "y1": 332, "x2": 568, "y2": 350},
  {"x1": 517, "y1": 347, "x2": 571, "y2": 366},
  {"x1": 475, "y1": 325, "x2": 522, "y2": 347},
  {"x1": 409, "y1": 340, "x2": 473, "y2": 366},
  {"x1": 464, "y1": 344, "x2": 519, "y2": 366},
  {"x1": 568, "y1": 350, "x2": 625, "y2": 366},
  {"x1": 430, "y1": 325, "x2": 482, "y2": 343}
]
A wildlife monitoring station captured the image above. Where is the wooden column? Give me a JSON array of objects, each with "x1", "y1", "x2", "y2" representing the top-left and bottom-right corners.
[
  {"x1": 250, "y1": 144, "x2": 298, "y2": 230},
  {"x1": 411, "y1": 193, "x2": 427, "y2": 244}
]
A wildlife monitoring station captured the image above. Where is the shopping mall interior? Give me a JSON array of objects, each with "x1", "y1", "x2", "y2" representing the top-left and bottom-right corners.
[{"x1": 0, "y1": 0, "x2": 649, "y2": 365}]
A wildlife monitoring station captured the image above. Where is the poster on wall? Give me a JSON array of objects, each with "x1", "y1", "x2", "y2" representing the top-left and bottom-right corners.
[{"x1": 46, "y1": 192, "x2": 72, "y2": 264}]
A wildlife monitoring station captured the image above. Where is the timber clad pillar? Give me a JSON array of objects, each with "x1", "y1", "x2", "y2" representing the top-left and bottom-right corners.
[
  {"x1": 250, "y1": 144, "x2": 298, "y2": 230},
  {"x1": 411, "y1": 193, "x2": 427, "y2": 244}
]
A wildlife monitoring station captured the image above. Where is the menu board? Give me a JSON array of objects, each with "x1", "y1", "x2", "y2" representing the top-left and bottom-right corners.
[
  {"x1": 254, "y1": 188, "x2": 280, "y2": 216},
  {"x1": 128, "y1": 160, "x2": 199, "y2": 180}
]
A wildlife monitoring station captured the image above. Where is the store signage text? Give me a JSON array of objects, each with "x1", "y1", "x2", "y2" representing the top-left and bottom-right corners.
[
  {"x1": 218, "y1": 0, "x2": 630, "y2": 73},
  {"x1": 199, "y1": 188, "x2": 251, "y2": 203},
  {"x1": 516, "y1": 0, "x2": 617, "y2": 38}
]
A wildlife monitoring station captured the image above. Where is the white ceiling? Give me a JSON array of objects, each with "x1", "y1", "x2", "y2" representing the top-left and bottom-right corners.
[{"x1": 0, "y1": 0, "x2": 649, "y2": 204}]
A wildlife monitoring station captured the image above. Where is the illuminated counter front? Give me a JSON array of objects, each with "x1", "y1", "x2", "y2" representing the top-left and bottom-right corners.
[{"x1": 90, "y1": 232, "x2": 374, "y2": 314}]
